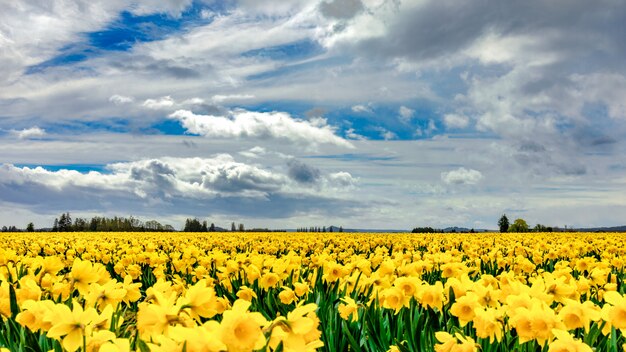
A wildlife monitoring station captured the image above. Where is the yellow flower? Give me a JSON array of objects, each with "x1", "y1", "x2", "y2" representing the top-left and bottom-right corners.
[
  {"x1": 137, "y1": 291, "x2": 181, "y2": 340},
  {"x1": 293, "y1": 282, "x2": 310, "y2": 297},
  {"x1": 99, "y1": 338, "x2": 131, "y2": 352},
  {"x1": 220, "y1": 299, "x2": 269, "y2": 352},
  {"x1": 338, "y1": 296, "x2": 359, "y2": 322},
  {"x1": 15, "y1": 299, "x2": 56, "y2": 332},
  {"x1": 472, "y1": 307, "x2": 503, "y2": 343},
  {"x1": 236, "y1": 285, "x2": 257, "y2": 301},
  {"x1": 417, "y1": 281, "x2": 445, "y2": 311},
  {"x1": 323, "y1": 262, "x2": 345, "y2": 283},
  {"x1": 0, "y1": 282, "x2": 12, "y2": 318},
  {"x1": 69, "y1": 258, "x2": 100, "y2": 295},
  {"x1": 178, "y1": 279, "x2": 219, "y2": 321},
  {"x1": 279, "y1": 287, "x2": 297, "y2": 305},
  {"x1": 121, "y1": 275, "x2": 142, "y2": 303},
  {"x1": 558, "y1": 299, "x2": 600, "y2": 332},
  {"x1": 259, "y1": 272, "x2": 281, "y2": 291},
  {"x1": 601, "y1": 291, "x2": 626, "y2": 334},
  {"x1": 434, "y1": 332, "x2": 478, "y2": 352},
  {"x1": 85, "y1": 280, "x2": 127, "y2": 311},
  {"x1": 450, "y1": 293, "x2": 479, "y2": 327},
  {"x1": 381, "y1": 287, "x2": 409, "y2": 313},
  {"x1": 393, "y1": 276, "x2": 421, "y2": 297},
  {"x1": 168, "y1": 322, "x2": 227, "y2": 352},
  {"x1": 548, "y1": 329, "x2": 593, "y2": 352},
  {"x1": 46, "y1": 302, "x2": 99, "y2": 352},
  {"x1": 269, "y1": 303, "x2": 323, "y2": 352}
]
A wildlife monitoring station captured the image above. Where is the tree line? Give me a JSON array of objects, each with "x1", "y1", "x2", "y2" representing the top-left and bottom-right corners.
[
  {"x1": 50, "y1": 213, "x2": 175, "y2": 232},
  {"x1": 296, "y1": 226, "x2": 343, "y2": 232},
  {"x1": 498, "y1": 214, "x2": 556, "y2": 233}
]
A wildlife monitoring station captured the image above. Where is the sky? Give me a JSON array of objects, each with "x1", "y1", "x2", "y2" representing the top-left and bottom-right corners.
[{"x1": 1, "y1": 0, "x2": 625, "y2": 230}]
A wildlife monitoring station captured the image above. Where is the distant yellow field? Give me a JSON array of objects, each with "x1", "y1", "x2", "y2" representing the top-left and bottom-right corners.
[{"x1": 1, "y1": 232, "x2": 625, "y2": 351}]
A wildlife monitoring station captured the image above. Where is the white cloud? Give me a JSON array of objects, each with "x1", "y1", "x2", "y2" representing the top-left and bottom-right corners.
[
  {"x1": 109, "y1": 94, "x2": 135, "y2": 105},
  {"x1": 441, "y1": 167, "x2": 483, "y2": 185},
  {"x1": 11, "y1": 127, "x2": 46, "y2": 140},
  {"x1": 443, "y1": 113, "x2": 470, "y2": 129},
  {"x1": 351, "y1": 104, "x2": 373, "y2": 113},
  {"x1": 398, "y1": 105, "x2": 415, "y2": 122},
  {"x1": 325, "y1": 171, "x2": 358, "y2": 189},
  {"x1": 143, "y1": 96, "x2": 176, "y2": 110},
  {"x1": 169, "y1": 109, "x2": 354, "y2": 149},
  {"x1": 239, "y1": 146, "x2": 267, "y2": 158},
  {"x1": 375, "y1": 127, "x2": 397, "y2": 140},
  {"x1": 345, "y1": 128, "x2": 367, "y2": 140},
  {"x1": 415, "y1": 119, "x2": 437, "y2": 137},
  {"x1": 212, "y1": 94, "x2": 255, "y2": 103}
]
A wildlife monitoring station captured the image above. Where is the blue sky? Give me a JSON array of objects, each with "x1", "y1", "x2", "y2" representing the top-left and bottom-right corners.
[{"x1": 1, "y1": 0, "x2": 626, "y2": 230}]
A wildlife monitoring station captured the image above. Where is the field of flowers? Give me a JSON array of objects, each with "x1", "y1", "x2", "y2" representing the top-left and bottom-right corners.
[{"x1": 0, "y1": 232, "x2": 625, "y2": 352}]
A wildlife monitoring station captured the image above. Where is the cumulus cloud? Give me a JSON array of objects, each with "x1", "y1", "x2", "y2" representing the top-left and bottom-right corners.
[
  {"x1": 287, "y1": 159, "x2": 321, "y2": 184},
  {"x1": 375, "y1": 127, "x2": 397, "y2": 140},
  {"x1": 398, "y1": 105, "x2": 415, "y2": 123},
  {"x1": 11, "y1": 127, "x2": 46, "y2": 140},
  {"x1": 443, "y1": 113, "x2": 470, "y2": 129},
  {"x1": 143, "y1": 96, "x2": 176, "y2": 110},
  {"x1": 0, "y1": 154, "x2": 361, "y2": 220},
  {"x1": 239, "y1": 146, "x2": 267, "y2": 159},
  {"x1": 415, "y1": 119, "x2": 437, "y2": 137},
  {"x1": 109, "y1": 94, "x2": 134, "y2": 105},
  {"x1": 441, "y1": 167, "x2": 483, "y2": 185},
  {"x1": 345, "y1": 128, "x2": 366, "y2": 140},
  {"x1": 351, "y1": 104, "x2": 373, "y2": 114},
  {"x1": 169, "y1": 109, "x2": 354, "y2": 148},
  {"x1": 211, "y1": 94, "x2": 255, "y2": 103}
]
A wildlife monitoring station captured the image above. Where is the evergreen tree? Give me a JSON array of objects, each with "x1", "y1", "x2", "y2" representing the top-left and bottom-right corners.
[
  {"x1": 26, "y1": 222, "x2": 35, "y2": 232},
  {"x1": 498, "y1": 214, "x2": 509, "y2": 233},
  {"x1": 231, "y1": 222, "x2": 236, "y2": 231},
  {"x1": 209, "y1": 223, "x2": 216, "y2": 232},
  {"x1": 202, "y1": 221, "x2": 208, "y2": 232}
]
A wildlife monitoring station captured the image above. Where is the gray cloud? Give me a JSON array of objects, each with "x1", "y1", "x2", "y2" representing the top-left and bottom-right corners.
[
  {"x1": 319, "y1": 0, "x2": 364, "y2": 19},
  {"x1": 287, "y1": 159, "x2": 321, "y2": 184}
]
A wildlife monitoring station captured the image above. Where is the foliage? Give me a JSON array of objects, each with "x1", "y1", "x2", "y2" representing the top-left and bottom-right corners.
[
  {"x1": 498, "y1": 214, "x2": 509, "y2": 233},
  {"x1": 509, "y1": 218, "x2": 530, "y2": 232}
]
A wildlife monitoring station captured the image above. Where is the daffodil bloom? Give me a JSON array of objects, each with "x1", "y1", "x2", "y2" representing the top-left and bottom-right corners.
[
  {"x1": 279, "y1": 287, "x2": 297, "y2": 305},
  {"x1": 338, "y1": 296, "x2": 359, "y2": 322},
  {"x1": 236, "y1": 285, "x2": 257, "y2": 301},
  {"x1": 472, "y1": 307, "x2": 504, "y2": 343},
  {"x1": 220, "y1": 299, "x2": 269, "y2": 352},
  {"x1": 69, "y1": 258, "x2": 100, "y2": 295},
  {"x1": 548, "y1": 329, "x2": 593, "y2": 352},
  {"x1": 450, "y1": 293, "x2": 479, "y2": 327},
  {"x1": 601, "y1": 291, "x2": 626, "y2": 334},
  {"x1": 46, "y1": 302, "x2": 99, "y2": 352},
  {"x1": 269, "y1": 303, "x2": 323, "y2": 352}
]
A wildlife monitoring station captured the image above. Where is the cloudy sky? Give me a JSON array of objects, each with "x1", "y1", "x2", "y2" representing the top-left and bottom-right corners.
[{"x1": 1, "y1": 0, "x2": 625, "y2": 230}]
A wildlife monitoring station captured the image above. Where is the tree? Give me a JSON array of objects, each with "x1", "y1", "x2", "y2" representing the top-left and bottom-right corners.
[
  {"x1": 238, "y1": 223, "x2": 245, "y2": 232},
  {"x1": 509, "y1": 218, "x2": 529, "y2": 233},
  {"x1": 26, "y1": 222, "x2": 35, "y2": 232},
  {"x1": 201, "y1": 221, "x2": 208, "y2": 232},
  {"x1": 231, "y1": 222, "x2": 236, "y2": 231},
  {"x1": 498, "y1": 214, "x2": 509, "y2": 233},
  {"x1": 209, "y1": 223, "x2": 216, "y2": 232}
]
